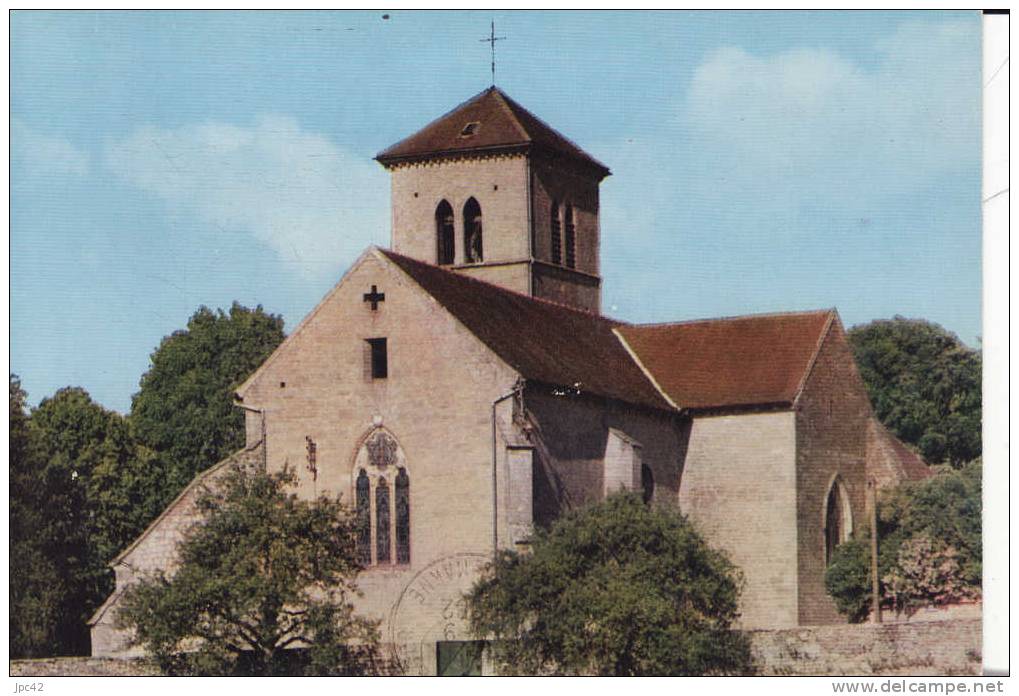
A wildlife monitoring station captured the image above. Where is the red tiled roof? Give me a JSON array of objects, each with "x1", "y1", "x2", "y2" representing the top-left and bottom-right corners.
[
  {"x1": 380, "y1": 250, "x2": 668, "y2": 410},
  {"x1": 616, "y1": 311, "x2": 835, "y2": 412},
  {"x1": 376, "y1": 87, "x2": 610, "y2": 178}
]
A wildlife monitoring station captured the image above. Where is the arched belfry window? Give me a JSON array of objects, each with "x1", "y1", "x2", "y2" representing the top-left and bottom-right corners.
[
  {"x1": 564, "y1": 204, "x2": 576, "y2": 269},
  {"x1": 824, "y1": 476, "x2": 853, "y2": 565},
  {"x1": 435, "y1": 200, "x2": 455, "y2": 266},
  {"x1": 463, "y1": 197, "x2": 483, "y2": 263},
  {"x1": 550, "y1": 200, "x2": 562, "y2": 265},
  {"x1": 351, "y1": 428, "x2": 410, "y2": 566}
]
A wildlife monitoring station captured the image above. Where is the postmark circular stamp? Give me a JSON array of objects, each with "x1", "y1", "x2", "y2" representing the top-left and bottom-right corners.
[{"x1": 387, "y1": 552, "x2": 491, "y2": 664}]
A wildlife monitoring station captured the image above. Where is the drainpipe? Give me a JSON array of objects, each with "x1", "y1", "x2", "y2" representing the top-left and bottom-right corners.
[
  {"x1": 235, "y1": 398, "x2": 267, "y2": 471},
  {"x1": 491, "y1": 379, "x2": 525, "y2": 554}
]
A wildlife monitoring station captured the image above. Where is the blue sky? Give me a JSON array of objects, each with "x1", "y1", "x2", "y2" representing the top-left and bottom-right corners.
[{"x1": 10, "y1": 10, "x2": 983, "y2": 413}]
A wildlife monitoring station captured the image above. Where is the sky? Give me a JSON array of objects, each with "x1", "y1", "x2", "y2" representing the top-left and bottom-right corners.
[{"x1": 10, "y1": 10, "x2": 983, "y2": 414}]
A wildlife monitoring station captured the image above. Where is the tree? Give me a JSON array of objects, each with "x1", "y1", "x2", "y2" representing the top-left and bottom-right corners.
[
  {"x1": 848, "y1": 317, "x2": 981, "y2": 465},
  {"x1": 465, "y1": 493, "x2": 754, "y2": 676},
  {"x1": 10, "y1": 375, "x2": 66, "y2": 657},
  {"x1": 15, "y1": 386, "x2": 161, "y2": 655},
  {"x1": 116, "y1": 465, "x2": 383, "y2": 676},
  {"x1": 130, "y1": 303, "x2": 285, "y2": 498}
]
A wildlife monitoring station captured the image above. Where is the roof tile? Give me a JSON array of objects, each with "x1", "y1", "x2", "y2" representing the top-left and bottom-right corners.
[
  {"x1": 376, "y1": 87, "x2": 610, "y2": 177},
  {"x1": 617, "y1": 311, "x2": 835, "y2": 411},
  {"x1": 380, "y1": 249, "x2": 667, "y2": 409}
]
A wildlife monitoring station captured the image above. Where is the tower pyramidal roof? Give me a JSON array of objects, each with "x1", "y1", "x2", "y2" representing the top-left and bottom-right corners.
[{"x1": 376, "y1": 86, "x2": 610, "y2": 178}]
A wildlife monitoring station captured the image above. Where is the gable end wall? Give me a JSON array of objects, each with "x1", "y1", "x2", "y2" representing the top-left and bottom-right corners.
[{"x1": 794, "y1": 319, "x2": 871, "y2": 625}]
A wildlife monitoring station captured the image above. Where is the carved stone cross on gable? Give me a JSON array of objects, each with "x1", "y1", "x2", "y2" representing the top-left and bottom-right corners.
[{"x1": 363, "y1": 285, "x2": 385, "y2": 311}]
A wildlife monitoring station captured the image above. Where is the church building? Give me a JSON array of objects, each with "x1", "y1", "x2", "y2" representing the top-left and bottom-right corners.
[{"x1": 89, "y1": 87, "x2": 929, "y2": 674}]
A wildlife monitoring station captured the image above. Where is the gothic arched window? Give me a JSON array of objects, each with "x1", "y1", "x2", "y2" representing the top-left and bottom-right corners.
[
  {"x1": 356, "y1": 469, "x2": 371, "y2": 566},
  {"x1": 463, "y1": 197, "x2": 483, "y2": 263},
  {"x1": 564, "y1": 204, "x2": 576, "y2": 269},
  {"x1": 353, "y1": 429, "x2": 410, "y2": 567},
  {"x1": 376, "y1": 477, "x2": 391, "y2": 564},
  {"x1": 395, "y1": 468, "x2": 410, "y2": 564},
  {"x1": 435, "y1": 200, "x2": 455, "y2": 266},
  {"x1": 824, "y1": 477, "x2": 853, "y2": 565},
  {"x1": 550, "y1": 200, "x2": 562, "y2": 265}
]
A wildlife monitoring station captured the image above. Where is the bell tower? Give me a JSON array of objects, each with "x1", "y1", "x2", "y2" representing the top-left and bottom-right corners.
[{"x1": 376, "y1": 87, "x2": 610, "y2": 314}]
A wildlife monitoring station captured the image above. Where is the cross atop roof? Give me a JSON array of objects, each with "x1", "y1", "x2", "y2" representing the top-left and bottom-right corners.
[{"x1": 479, "y1": 21, "x2": 506, "y2": 86}]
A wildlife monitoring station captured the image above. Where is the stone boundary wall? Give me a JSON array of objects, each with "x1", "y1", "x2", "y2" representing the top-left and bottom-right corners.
[
  {"x1": 749, "y1": 618, "x2": 982, "y2": 676},
  {"x1": 12, "y1": 618, "x2": 981, "y2": 676}
]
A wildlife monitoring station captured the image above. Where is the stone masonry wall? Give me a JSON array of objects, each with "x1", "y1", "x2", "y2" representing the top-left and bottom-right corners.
[
  {"x1": 750, "y1": 618, "x2": 982, "y2": 676},
  {"x1": 679, "y1": 411, "x2": 800, "y2": 629},
  {"x1": 90, "y1": 444, "x2": 264, "y2": 657},
  {"x1": 237, "y1": 250, "x2": 523, "y2": 665},
  {"x1": 522, "y1": 387, "x2": 687, "y2": 525},
  {"x1": 32, "y1": 617, "x2": 982, "y2": 676},
  {"x1": 795, "y1": 317, "x2": 872, "y2": 625},
  {"x1": 389, "y1": 155, "x2": 531, "y2": 269}
]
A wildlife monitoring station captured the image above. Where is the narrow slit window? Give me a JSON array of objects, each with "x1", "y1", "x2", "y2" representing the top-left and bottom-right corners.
[
  {"x1": 550, "y1": 200, "x2": 562, "y2": 265},
  {"x1": 376, "y1": 477, "x2": 391, "y2": 564},
  {"x1": 366, "y1": 338, "x2": 388, "y2": 379},
  {"x1": 564, "y1": 204, "x2": 576, "y2": 269}
]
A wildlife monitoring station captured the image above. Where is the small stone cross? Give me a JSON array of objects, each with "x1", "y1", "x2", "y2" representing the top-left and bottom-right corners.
[{"x1": 363, "y1": 285, "x2": 385, "y2": 310}]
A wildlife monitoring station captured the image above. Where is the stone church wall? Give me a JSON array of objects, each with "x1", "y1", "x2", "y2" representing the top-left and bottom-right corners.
[
  {"x1": 90, "y1": 444, "x2": 264, "y2": 657},
  {"x1": 236, "y1": 251, "x2": 522, "y2": 655},
  {"x1": 529, "y1": 154, "x2": 600, "y2": 276},
  {"x1": 794, "y1": 320, "x2": 871, "y2": 625},
  {"x1": 389, "y1": 155, "x2": 531, "y2": 272},
  {"x1": 521, "y1": 387, "x2": 687, "y2": 525},
  {"x1": 679, "y1": 411, "x2": 800, "y2": 629}
]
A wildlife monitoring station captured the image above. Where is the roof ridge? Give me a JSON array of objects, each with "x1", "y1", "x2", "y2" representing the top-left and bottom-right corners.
[
  {"x1": 631, "y1": 307, "x2": 836, "y2": 329},
  {"x1": 489, "y1": 88, "x2": 532, "y2": 142},
  {"x1": 379, "y1": 248, "x2": 622, "y2": 324},
  {"x1": 495, "y1": 89, "x2": 611, "y2": 173}
]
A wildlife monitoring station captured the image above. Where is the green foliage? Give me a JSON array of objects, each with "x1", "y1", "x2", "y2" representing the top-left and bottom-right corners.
[
  {"x1": 848, "y1": 317, "x2": 981, "y2": 465},
  {"x1": 116, "y1": 465, "x2": 382, "y2": 676},
  {"x1": 9, "y1": 383, "x2": 168, "y2": 656},
  {"x1": 824, "y1": 538, "x2": 873, "y2": 623},
  {"x1": 10, "y1": 375, "x2": 66, "y2": 657},
  {"x1": 825, "y1": 462, "x2": 982, "y2": 620},
  {"x1": 130, "y1": 302, "x2": 284, "y2": 497},
  {"x1": 465, "y1": 493, "x2": 754, "y2": 676}
]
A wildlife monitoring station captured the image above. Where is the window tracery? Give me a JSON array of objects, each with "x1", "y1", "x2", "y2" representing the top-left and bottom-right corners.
[{"x1": 352, "y1": 428, "x2": 410, "y2": 567}]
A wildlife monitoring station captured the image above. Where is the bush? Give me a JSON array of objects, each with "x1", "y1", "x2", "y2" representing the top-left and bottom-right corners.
[
  {"x1": 824, "y1": 538, "x2": 873, "y2": 623},
  {"x1": 465, "y1": 493, "x2": 755, "y2": 675},
  {"x1": 825, "y1": 462, "x2": 982, "y2": 620}
]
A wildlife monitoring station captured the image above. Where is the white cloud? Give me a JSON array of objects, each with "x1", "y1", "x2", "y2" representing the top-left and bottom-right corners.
[
  {"x1": 104, "y1": 115, "x2": 388, "y2": 278},
  {"x1": 11, "y1": 119, "x2": 90, "y2": 177},
  {"x1": 682, "y1": 19, "x2": 979, "y2": 209}
]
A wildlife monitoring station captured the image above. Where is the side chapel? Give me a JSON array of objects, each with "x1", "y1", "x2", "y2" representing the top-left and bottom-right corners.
[{"x1": 89, "y1": 87, "x2": 929, "y2": 673}]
